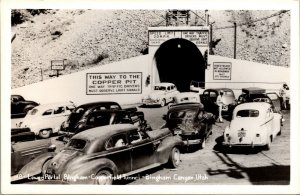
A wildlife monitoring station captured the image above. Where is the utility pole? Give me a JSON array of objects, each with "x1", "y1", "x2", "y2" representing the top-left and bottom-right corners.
[{"x1": 233, "y1": 22, "x2": 237, "y2": 59}]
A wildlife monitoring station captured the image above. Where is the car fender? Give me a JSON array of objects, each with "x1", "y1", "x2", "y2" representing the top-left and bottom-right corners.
[
  {"x1": 13, "y1": 152, "x2": 56, "y2": 181},
  {"x1": 63, "y1": 158, "x2": 118, "y2": 178},
  {"x1": 156, "y1": 136, "x2": 183, "y2": 164}
]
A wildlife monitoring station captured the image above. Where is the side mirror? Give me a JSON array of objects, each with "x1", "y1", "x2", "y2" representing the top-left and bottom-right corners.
[
  {"x1": 48, "y1": 144, "x2": 56, "y2": 152},
  {"x1": 162, "y1": 114, "x2": 167, "y2": 120}
]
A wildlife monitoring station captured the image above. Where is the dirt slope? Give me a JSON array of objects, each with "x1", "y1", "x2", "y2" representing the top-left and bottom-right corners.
[{"x1": 11, "y1": 10, "x2": 290, "y2": 88}]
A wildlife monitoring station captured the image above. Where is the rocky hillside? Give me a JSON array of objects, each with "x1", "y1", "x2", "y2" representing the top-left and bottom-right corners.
[{"x1": 11, "y1": 10, "x2": 290, "y2": 88}]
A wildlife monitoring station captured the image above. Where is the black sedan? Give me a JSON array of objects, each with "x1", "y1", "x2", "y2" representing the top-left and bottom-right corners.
[
  {"x1": 164, "y1": 103, "x2": 215, "y2": 148},
  {"x1": 16, "y1": 124, "x2": 183, "y2": 184}
]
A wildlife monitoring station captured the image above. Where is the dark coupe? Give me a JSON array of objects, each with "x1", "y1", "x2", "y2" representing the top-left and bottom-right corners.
[
  {"x1": 164, "y1": 103, "x2": 215, "y2": 148},
  {"x1": 17, "y1": 124, "x2": 183, "y2": 184},
  {"x1": 59, "y1": 108, "x2": 152, "y2": 142},
  {"x1": 11, "y1": 95, "x2": 39, "y2": 118}
]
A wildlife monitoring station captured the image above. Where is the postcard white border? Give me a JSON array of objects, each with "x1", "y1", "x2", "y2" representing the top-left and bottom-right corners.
[{"x1": 1, "y1": 0, "x2": 299, "y2": 194}]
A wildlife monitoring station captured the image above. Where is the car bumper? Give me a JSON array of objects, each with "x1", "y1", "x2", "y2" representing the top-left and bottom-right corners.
[
  {"x1": 182, "y1": 138, "x2": 203, "y2": 146},
  {"x1": 142, "y1": 100, "x2": 160, "y2": 105},
  {"x1": 222, "y1": 141, "x2": 265, "y2": 147}
]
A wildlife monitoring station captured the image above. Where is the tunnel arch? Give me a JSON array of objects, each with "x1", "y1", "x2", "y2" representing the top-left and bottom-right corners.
[{"x1": 153, "y1": 38, "x2": 205, "y2": 92}]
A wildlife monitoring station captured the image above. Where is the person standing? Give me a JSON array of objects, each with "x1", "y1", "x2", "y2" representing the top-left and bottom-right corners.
[
  {"x1": 216, "y1": 90, "x2": 225, "y2": 123},
  {"x1": 279, "y1": 83, "x2": 288, "y2": 109}
]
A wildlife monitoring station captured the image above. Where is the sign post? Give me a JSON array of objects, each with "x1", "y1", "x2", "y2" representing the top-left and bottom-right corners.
[{"x1": 51, "y1": 60, "x2": 65, "y2": 77}]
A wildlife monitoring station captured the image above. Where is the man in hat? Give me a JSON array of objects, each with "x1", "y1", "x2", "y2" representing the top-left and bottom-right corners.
[
  {"x1": 279, "y1": 83, "x2": 289, "y2": 109},
  {"x1": 216, "y1": 90, "x2": 225, "y2": 123}
]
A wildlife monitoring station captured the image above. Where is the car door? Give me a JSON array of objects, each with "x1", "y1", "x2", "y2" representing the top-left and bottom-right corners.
[
  {"x1": 50, "y1": 106, "x2": 70, "y2": 132},
  {"x1": 128, "y1": 130, "x2": 155, "y2": 171},
  {"x1": 104, "y1": 133, "x2": 132, "y2": 174},
  {"x1": 270, "y1": 107, "x2": 281, "y2": 136},
  {"x1": 266, "y1": 92, "x2": 282, "y2": 112},
  {"x1": 265, "y1": 108, "x2": 274, "y2": 138}
]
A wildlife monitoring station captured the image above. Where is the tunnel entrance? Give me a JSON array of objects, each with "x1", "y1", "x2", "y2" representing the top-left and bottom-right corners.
[{"x1": 154, "y1": 38, "x2": 205, "y2": 92}]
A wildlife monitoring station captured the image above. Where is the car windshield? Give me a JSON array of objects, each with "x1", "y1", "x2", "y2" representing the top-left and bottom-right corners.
[
  {"x1": 169, "y1": 110, "x2": 197, "y2": 119},
  {"x1": 154, "y1": 86, "x2": 166, "y2": 91},
  {"x1": 267, "y1": 93, "x2": 278, "y2": 100},
  {"x1": 67, "y1": 139, "x2": 87, "y2": 150},
  {"x1": 223, "y1": 91, "x2": 234, "y2": 96},
  {"x1": 236, "y1": 109, "x2": 259, "y2": 118}
]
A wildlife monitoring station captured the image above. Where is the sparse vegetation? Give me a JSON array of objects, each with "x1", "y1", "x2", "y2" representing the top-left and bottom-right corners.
[{"x1": 11, "y1": 10, "x2": 290, "y2": 88}]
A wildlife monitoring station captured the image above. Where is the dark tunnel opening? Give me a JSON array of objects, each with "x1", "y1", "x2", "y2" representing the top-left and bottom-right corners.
[{"x1": 154, "y1": 38, "x2": 205, "y2": 92}]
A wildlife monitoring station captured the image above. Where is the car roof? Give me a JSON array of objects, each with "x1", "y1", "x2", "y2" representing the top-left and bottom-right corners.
[
  {"x1": 154, "y1": 82, "x2": 174, "y2": 87},
  {"x1": 33, "y1": 102, "x2": 74, "y2": 110},
  {"x1": 72, "y1": 124, "x2": 137, "y2": 142},
  {"x1": 77, "y1": 101, "x2": 121, "y2": 109},
  {"x1": 234, "y1": 102, "x2": 271, "y2": 112},
  {"x1": 205, "y1": 88, "x2": 233, "y2": 92},
  {"x1": 169, "y1": 102, "x2": 203, "y2": 111}
]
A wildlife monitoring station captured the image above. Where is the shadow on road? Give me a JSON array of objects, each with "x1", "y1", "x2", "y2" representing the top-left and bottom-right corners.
[{"x1": 208, "y1": 139, "x2": 290, "y2": 185}]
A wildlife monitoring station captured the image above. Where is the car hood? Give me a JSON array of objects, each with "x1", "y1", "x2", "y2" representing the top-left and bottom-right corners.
[
  {"x1": 46, "y1": 149, "x2": 82, "y2": 176},
  {"x1": 147, "y1": 128, "x2": 171, "y2": 139},
  {"x1": 145, "y1": 91, "x2": 165, "y2": 99}
]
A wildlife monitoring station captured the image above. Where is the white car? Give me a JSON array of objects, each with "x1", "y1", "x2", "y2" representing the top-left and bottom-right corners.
[
  {"x1": 142, "y1": 83, "x2": 179, "y2": 107},
  {"x1": 18, "y1": 102, "x2": 76, "y2": 138},
  {"x1": 173, "y1": 92, "x2": 200, "y2": 104},
  {"x1": 190, "y1": 80, "x2": 205, "y2": 94},
  {"x1": 223, "y1": 102, "x2": 282, "y2": 150}
]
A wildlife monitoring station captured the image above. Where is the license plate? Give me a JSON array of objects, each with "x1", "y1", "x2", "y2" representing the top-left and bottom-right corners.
[
  {"x1": 222, "y1": 105, "x2": 228, "y2": 111},
  {"x1": 238, "y1": 131, "x2": 246, "y2": 137},
  {"x1": 174, "y1": 130, "x2": 182, "y2": 135}
]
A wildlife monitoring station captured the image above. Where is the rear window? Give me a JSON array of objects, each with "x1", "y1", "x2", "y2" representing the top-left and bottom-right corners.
[
  {"x1": 169, "y1": 110, "x2": 196, "y2": 119},
  {"x1": 67, "y1": 139, "x2": 87, "y2": 150},
  {"x1": 236, "y1": 109, "x2": 259, "y2": 118}
]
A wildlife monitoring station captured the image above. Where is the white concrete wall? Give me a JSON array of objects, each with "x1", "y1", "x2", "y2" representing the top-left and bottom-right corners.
[
  {"x1": 12, "y1": 55, "x2": 150, "y2": 106},
  {"x1": 12, "y1": 54, "x2": 290, "y2": 106},
  {"x1": 206, "y1": 55, "x2": 290, "y2": 97}
]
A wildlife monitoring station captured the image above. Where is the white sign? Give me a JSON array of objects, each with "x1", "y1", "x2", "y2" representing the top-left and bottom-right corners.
[
  {"x1": 51, "y1": 60, "x2": 65, "y2": 70},
  {"x1": 149, "y1": 31, "x2": 181, "y2": 45},
  {"x1": 182, "y1": 31, "x2": 209, "y2": 46},
  {"x1": 213, "y1": 62, "x2": 232, "y2": 80},
  {"x1": 149, "y1": 30, "x2": 209, "y2": 46},
  {"x1": 86, "y1": 72, "x2": 142, "y2": 95}
]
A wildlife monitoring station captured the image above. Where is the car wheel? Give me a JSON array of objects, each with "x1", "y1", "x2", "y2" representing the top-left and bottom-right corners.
[
  {"x1": 95, "y1": 169, "x2": 113, "y2": 185},
  {"x1": 39, "y1": 129, "x2": 52, "y2": 139},
  {"x1": 201, "y1": 138, "x2": 206, "y2": 149},
  {"x1": 160, "y1": 99, "x2": 166, "y2": 107},
  {"x1": 265, "y1": 136, "x2": 272, "y2": 150},
  {"x1": 167, "y1": 147, "x2": 180, "y2": 168}
]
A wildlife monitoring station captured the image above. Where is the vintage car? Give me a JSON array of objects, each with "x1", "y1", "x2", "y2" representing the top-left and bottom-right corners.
[
  {"x1": 200, "y1": 88, "x2": 236, "y2": 117},
  {"x1": 237, "y1": 87, "x2": 281, "y2": 112},
  {"x1": 59, "y1": 108, "x2": 152, "y2": 142},
  {"x1": 59, "y1": 101, "x2": 123, "y2": 136},
  {"x1": 11, "y1": 95, "x2": 39, "y2": 118},
  {"x1": 141, "y1": 82, "x2": 179, "y2": 107},
  {"x1": 190, "y1": 80, "x2": 205, "y2": 94},
  {"x1": 163, "y1": 102, "x2": 215, "y2": 148},
  {"x1": 11, "y1": 128, "x2": 56, "y2": 181},
  {"x1": 17, "y1": 124, "x2": 183, "y2": 184},
  {"x1": 223, "y1": 102, "x2": 282, "y2": 150},
  {"x1": 173, "y1": 92, "x2": 201, "y2": 104},
  {"x1": 18, "y1": 102, "x2": 76, "y2": 138}
]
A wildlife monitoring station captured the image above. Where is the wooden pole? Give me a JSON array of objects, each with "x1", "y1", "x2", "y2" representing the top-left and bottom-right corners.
[{"x1": 233, "y1": 22, "x2": 237, "y2": 59}]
